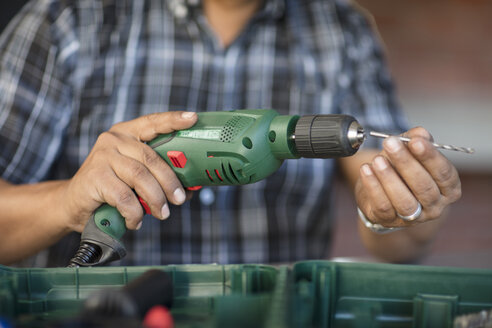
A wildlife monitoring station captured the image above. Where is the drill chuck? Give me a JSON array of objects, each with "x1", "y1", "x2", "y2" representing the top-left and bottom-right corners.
[{"x1": 293, "y1": 114, "x2": 365, "y2": 158}]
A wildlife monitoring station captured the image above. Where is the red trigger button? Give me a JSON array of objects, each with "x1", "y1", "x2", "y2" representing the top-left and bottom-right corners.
[
  {"x1": 167, "y1": 151, "x2": 187, "y2": 168},
  {"x1": 138, "y1": 197, "x2": 152, "y2": 215}
]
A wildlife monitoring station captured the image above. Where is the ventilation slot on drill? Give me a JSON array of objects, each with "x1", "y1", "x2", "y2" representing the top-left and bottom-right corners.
[
  {"x1": 206, "y1": 169, "x2": 214, "y2": 182},
  {"x1": 214, "y1": 169, "x2": 224, "y2": 182},
  {"x1": 220, "y1": 163, "x2": 234, "y2": 184},
  {"x1": 228, "y1": 163, "x2": 240, "y2": 183}
]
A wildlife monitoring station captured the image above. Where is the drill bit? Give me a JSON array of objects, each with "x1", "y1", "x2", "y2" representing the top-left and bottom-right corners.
[{"x1": 369, "y1": 131, "x2": 475, "y2": 154}]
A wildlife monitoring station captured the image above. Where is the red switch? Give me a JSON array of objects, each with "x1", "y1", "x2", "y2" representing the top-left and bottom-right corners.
[
  {"x1": 167, "y1": 151, "x2": 187, "y2": 168},
  {"x1": 138, "y1": 196, "x2": 152, "y2": 215}
]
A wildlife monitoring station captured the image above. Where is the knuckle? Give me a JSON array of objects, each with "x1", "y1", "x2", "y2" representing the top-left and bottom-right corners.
[
  {"x1": 425, "y1": 206, "x2": 442, "y2": 220},
  {"x1": 373, "y1": 202, "x2": 395, "y2": 222},
  {"x1": 436, "y1": 165, "x2": 455, "y2": 184},
  {"x1": 89, "y1": 147, "x2": 112, "y2": 162},
  {"x1": 141, "y1": 147, "x2": 161, "y2": 167},
  {"x1": 448, "y1": 187, "x2": 462, "y2": 203},
  {"x1": 424, "y1": 193, "x2": 442, "y2": 209},
  {"x1": 144, "y1": 113, "x2": 160, "y2": 127},
  {"x1": 116, "y1": 189, "x2": 135, "y2": 206},
  {"x1": 132, "y1": 162, "x2": 150, "y2": 180},
  {"x1": 145, "y1": 112, "x2": 160, "y2": 122},
  {"x1": 96, "y1": 131, "x2": 118, "y2": 145},
  {"x1": 115, "y1": 195, "x2": 142, "y2": 228},
  {"x1": 416, "y1": 182, "x2": 439, "y2": 198}
]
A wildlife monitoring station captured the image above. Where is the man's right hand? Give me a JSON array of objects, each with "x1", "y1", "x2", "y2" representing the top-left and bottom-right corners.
[{"x1": 62, "y1": 111, "x2": 198, "y2": 232}]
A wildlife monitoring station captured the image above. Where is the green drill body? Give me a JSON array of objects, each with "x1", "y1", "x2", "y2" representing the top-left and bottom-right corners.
[{"x1": 149, "y1": 109, "x2": 299, "y2": 188}]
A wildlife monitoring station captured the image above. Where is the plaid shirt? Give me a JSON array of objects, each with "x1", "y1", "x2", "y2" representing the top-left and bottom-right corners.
[{"x1": 0, "y1": 0, "x2": 407, "y2": 267}]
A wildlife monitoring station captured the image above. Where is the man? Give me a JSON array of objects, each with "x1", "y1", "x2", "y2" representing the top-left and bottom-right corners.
[{"x1": 0, "y1": 0, "x2": 461, "y2": 266}]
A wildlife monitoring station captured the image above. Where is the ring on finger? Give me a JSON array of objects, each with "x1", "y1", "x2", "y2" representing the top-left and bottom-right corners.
[{"x1": 397, "y1": 202, "x2": 422, "y2": 222}]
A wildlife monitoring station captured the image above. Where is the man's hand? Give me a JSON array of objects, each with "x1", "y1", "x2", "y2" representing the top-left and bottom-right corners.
[
  {"x1": 62, "y1": 111, "x2": 197, "y2": 232},
  {"x1": 355, "y1": 127, "x2": 462, "y2": 229}
]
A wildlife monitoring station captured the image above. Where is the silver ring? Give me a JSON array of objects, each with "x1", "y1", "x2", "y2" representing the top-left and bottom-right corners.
[
  {"x1": 397, "y1": 202, "x2": 422, "y2": 221},
  {"x1": 357, "y1": 207, "x2": 402, "y2": 234}
]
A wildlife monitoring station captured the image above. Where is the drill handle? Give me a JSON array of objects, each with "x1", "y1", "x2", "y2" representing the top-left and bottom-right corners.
[{"x1": 69, "y1": 205, "x2": 127, "y2": 267}]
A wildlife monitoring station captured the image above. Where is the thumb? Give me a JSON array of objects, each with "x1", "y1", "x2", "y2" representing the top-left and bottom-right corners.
[{"x1": 111, "y1": 111, "x2": 198, "y2": 142}]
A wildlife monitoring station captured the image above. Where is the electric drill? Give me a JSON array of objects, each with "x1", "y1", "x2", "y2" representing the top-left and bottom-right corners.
[{"x1": 68, "y1": 109, "x2": 365, "y2": 267}]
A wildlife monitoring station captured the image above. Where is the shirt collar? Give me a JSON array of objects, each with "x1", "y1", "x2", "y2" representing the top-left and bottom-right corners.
[{"x1": 167, "y1": 0, "x2": 286, "y2": 21}]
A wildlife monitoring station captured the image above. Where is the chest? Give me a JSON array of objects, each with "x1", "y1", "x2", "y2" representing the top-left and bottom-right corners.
[{"x1": 66, "y1": 5, "x2": 346, "y2": 165}]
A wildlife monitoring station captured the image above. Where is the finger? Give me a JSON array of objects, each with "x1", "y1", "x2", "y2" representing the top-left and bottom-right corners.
[
  {"x1": 402, "y1": 126, "x2": 434, "y2": 142},
  {"x1": 371, "y1": 155, "x2": 422, "y2": 223},
  {"x1": 382, "y1": 136, "x2": 441, "y2": 210},
  {"x1": 358, "y1": 163, "x2": 399, "y2": 226},
  {"x1": 108, "y1": 152, "x2": 169, "y2": 220},
  {"x1": 97, "y1": 171, "x2": 143, "y2": 230},
  {"x1": 407, "y1": 136, "x2": 462, "y2": 202},
  {"x1": 111, "y1": 111, "x2": 198, "y2": 142},
  {"x1": 114, "y1": 135, "x2": 186, "y2": 206}
]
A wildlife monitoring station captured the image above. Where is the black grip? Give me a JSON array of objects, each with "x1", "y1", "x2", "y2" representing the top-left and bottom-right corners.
[
  {"x1": 123, "y1": 269, "x2": 174, "y2": 317},
  {"x1": 82, "y1": 269, "x2": 173, "y2": 319},
  {"x1": 294, "y1": 114, "x2": 359, "y2": 158}
]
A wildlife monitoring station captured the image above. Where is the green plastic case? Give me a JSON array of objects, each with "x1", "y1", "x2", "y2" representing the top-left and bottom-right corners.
[
  {"x1": 292, "y1": 261, "x2": 492, "y2": 328},
  {"x1": 1, "y1": 261, "x2": 491, "y2": 327}
]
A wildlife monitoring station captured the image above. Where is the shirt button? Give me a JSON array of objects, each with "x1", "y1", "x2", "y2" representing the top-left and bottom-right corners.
[{"x1": 199, "y1": 187, "x2": 215, "y2": 206}]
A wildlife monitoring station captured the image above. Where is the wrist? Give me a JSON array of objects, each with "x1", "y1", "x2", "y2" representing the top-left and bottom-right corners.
[
  {"x1": 43, "y1": 180, "x2": 76, "y2": 234},
  {"x1": 58, "y1": 179, "x2": 90, "y2": 233}
]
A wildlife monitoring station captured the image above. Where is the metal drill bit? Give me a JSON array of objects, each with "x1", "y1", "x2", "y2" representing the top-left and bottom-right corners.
[{"x1": 369, "y1": 131, "x2": 475, "y2": 154}]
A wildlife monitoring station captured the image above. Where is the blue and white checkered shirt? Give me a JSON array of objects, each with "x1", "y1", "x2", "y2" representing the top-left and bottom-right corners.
[{"x1": 0, "y1": 0, "x2": 407, "y2": 267}]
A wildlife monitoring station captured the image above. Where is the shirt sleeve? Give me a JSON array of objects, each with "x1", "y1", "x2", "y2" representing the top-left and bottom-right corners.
[
  {"x1": 0, "y1": 0, "x2": 76, "y2": 184},
  {"x1": 334, "y1": 0, "x2": 409, "y2": 149}
]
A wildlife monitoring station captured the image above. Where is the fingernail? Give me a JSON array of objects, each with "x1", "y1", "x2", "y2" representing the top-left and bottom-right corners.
[
  {"x1": 412, "y1": 140, "x2": 425, "y2": 155},
  {"x1": 161, "y1": 203, "x2": 170, "y2": 219},
  {"x1": 374, "y1": 156, "x2": 387, "y2": 170},
  {"x1": 136, "y1": 221, "x2": 143, "y2": 230},
  {"x1": 174, "y1": 188, "x2": 186, "y2": 204},
  {"x1": 181, "y1": 112, "x2": 196, "y2": 119},
  {"x1": 384, "y1": 137, "x2": 401, "y2": 153},
  {"x1": 361, "y1": 164, "x2": 373, "y2": 176}
]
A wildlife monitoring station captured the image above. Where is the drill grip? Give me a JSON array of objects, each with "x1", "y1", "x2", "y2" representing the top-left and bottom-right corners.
[{"x1": 68, "y1": 205, "x2": 127, "y2": 267}]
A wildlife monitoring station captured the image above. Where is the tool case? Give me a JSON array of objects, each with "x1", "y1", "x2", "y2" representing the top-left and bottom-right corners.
[{"x1": 1, "y1": 261, "x2": 491, "y2": 327}]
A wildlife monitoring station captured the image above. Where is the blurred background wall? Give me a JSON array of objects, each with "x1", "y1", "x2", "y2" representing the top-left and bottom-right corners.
[{"x1": 331, "y1": 0, "x2": 492, "y2": 268}]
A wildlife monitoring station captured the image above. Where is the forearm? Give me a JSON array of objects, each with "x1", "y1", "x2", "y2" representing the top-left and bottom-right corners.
[{"x1": 0, "y1": 179, "x2": 72, "y2": 264}]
